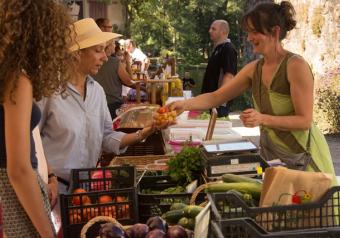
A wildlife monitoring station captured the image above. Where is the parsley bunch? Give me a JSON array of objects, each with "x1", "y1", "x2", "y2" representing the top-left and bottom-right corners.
[{"x1": 167, "y1": 146, "x2": 204, "y2": 185}]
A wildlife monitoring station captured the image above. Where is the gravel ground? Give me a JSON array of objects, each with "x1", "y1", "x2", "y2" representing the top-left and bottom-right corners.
[{"x1": 326, "y1": 134, "x2": 340, "y2": 175}]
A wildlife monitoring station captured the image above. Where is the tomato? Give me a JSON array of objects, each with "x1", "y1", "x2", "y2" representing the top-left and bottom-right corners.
[{"x1": 157, "y1": 107, "x2": 169, "y2": 114}]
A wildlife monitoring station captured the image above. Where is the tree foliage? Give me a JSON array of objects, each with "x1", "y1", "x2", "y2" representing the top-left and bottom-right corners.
[{"x1": 120, "y1": 0, "x2": 246, "y2": 66}]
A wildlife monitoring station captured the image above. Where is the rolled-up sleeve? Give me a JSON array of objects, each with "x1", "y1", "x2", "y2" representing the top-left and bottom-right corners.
[{"x1": 102, "y1": 95, "x2": 128, "y2": 154}]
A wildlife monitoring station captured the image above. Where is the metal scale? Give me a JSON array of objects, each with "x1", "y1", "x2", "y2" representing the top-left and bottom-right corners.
[{"x1": 202, "y1": 109, "x2": 269, "y2": 179}]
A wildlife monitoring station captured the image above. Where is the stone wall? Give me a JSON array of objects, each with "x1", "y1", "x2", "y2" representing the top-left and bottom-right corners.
[{"x1": 282, "y1": 0, "x2": 340, "y2": 76}]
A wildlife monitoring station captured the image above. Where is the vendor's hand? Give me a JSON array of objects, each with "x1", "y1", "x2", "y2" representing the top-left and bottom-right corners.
[
  {"x1": 240, "y1": 108, "x2": 263, "y2": 127},
  {"x1": 168, "y1": 100, "x2": 186, "y2": 116},
  {"x1": 47, "y1": 176, "x2": 59, "y2": 209}
]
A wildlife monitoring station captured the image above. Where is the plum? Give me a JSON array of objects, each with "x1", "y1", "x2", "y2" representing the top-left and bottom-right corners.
[
  {"x1": 166, "y1": 225, "x2": 188, "y2": 238},
  {"x1": 146, "y1": 216, "x2": 168, "y2": 232},
  {"x1": 129, "y1": 223, "x2": 150, "y2": 238},
  {"x1": 99, "y1": 222, "x2": 127, "y2": 238},
  {"x1": 145, "y1": 229, "x2": 166, "y2": 238}
]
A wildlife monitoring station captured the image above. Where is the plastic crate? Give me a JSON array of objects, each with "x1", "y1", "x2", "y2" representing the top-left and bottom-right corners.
[
  {"x1": 210, "y1": 219, "x2": 340, "y2": 238},
  {"x1": 138, "y1": 175, "x2": 206, "y2": 223},
  {"x1": 70, "y1": 166, "x2": 136, "y2": 191},
  {"x1": 117, "y1": 128, "x2": 166, "y2": 156},
  {"x1": 208, "y1": 186, "x2": 340, "y2": 238},
  {"x1": 60, "y1": 188, "x2": 138, "y2": 238}
]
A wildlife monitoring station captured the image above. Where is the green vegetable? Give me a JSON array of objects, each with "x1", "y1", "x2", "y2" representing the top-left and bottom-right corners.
[
  {"x1": 225, "y1": 189, "x2": 257, "y2": 207},
  {"x1": 222, "y1": 174, "x2": 260, "y2": 184},
  {"x1": 183, "y1": 205, "x2": 203, "y2": 218},
  {"x1": 167, "y1": 147, "x2": 204, "y2": 185},
  {"x1": 161, "y1": 186, "x2": 185, "y2": 194},
  {"x1": 177, "y1": 217, "x2": 195, "y2": 230},
  {"x1": 170, "y1": 203, "x2": 188, "y2": 211},
  {"x1": 205, "y1": 182, "x2": 262, "y2": 200},
  {"x1": 162, "y1": 209, "x2": 185, "y2": 224},
  {"x1": 195, "y1": 112, "x2": 230, "y2": 121}
]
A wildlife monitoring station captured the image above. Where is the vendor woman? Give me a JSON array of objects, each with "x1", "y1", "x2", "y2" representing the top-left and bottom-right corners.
[
  {"x1": 169, "y1": 1, "x2": 336, "y2": 184},
  {"x1": 37, "y1": 18, "x2": 156, "y2": 193}
]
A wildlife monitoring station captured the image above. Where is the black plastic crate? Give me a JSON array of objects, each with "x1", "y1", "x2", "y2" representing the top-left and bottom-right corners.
[
  {"x1": 208, "y1": 186, "x2": 340, "y2": 238},
  {"x1": 60, "y1": 188, "x2": 138, "y2": 238},
  {"x1": 210, "y1": 219, "x2": 340, "y2": 238},
  {"x1": 117, "y1": 128, "x2": 166, "y2": 156},
  {"x1": 201, "y1": 149, "x2": 269, "y2": 178},
  {"x1": 71, "y1": 166, "x2": 136, "y2": 191},
  {"x1": 138, "y1": 175, "x2": 206, "y2": 223}
]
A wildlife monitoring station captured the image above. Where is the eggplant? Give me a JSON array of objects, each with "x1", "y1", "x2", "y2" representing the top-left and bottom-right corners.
[
  {"x1": 129, "y1": 223, "x2": 150, "y2": 238},
  {"x1": 166, "y1": 225, "x2": 188, "y2": 238},
  {"x1": 146, "y1": 216, "x2": 168, "y2": 232},
  {"x1": 145, "y1": 229, "x2": 166, "y2": 238},
  {"x1": 99, "y1": 222, "x2": 128, "y2": 238}
]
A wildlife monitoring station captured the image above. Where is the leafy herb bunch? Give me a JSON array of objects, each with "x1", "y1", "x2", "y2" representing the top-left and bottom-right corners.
[{"x1": 167, "y1": 146, "x2": 204, "y2": 185}]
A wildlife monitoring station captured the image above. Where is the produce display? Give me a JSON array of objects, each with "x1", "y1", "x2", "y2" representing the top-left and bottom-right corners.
[
  {"x1": 167, "y1": 147, "x2": 204, "y2": 185},
  {"x1": 205, "y1": 174, "x2": 262, "y2": 207},
  {"x1": 154, "y1": 106, "x2": 177, "y2": 126},
  {"x1": 69, "y1": 188, "x2": 130, "y2": 224},
  {"x1": 162, "y1": 204, "x2": 203, "y2": 231},
  {"x1": 98, "y1": 216, "x2": 193, "y2": 238}
]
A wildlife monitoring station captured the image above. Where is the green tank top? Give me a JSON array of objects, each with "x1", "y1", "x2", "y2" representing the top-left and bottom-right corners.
[{"x1": 252, "y1": 52, "x2": 336, "y2": 184}]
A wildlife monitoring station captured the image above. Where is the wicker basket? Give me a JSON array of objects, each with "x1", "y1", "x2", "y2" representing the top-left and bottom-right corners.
[
  {"x1": 80, "y1": 216, "x2": 124, "y2": 238},
  {"x1": 109, "y1": 155, "x2": 172, "y2": 171}
]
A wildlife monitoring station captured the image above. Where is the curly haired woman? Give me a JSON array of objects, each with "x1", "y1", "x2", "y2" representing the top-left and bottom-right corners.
[{"x1": 0, "y1": 1, "x2": 73, "y2": 237}]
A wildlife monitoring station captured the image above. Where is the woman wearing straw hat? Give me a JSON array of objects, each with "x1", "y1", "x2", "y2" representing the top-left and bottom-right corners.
[
  {"x1": 37, "y1": 18, "x2": 157, "y2": 194},
  {"x1": 0, "y1": 1, "x2": 73, "y2": 237}
]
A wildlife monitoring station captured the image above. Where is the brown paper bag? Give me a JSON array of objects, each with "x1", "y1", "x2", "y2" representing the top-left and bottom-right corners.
[
  {"x1": 258, "y1": 167, "x2": 333, "y2": 231},
  {"x1": 260, "y1": 167, "x2": 332, "y2": 206}
]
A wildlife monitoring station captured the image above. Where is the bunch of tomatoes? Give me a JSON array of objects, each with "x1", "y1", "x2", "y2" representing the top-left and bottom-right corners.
[{"x1": 154, "y1": 107, "x2": 177, "y2": 126}]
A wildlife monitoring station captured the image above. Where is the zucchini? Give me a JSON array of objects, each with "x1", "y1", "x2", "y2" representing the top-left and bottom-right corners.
[
  {"x1": 162, "y1": 209, "x2": 185, "y2": 224},
  {"x1": 170, "y1": 202, "x2": 188, "y2": 211},
  {"x1": 226, "y1": 190, "x2": 257, "y2": 207},
  {"x1": 183, "y1": 205, "x2": 203, "y2": 218},
  {"x1": 222, "y1": 174, "x2": 260, "y2": 184},
  {"x1": 178, "y1": 217, "x2": 195, "y2": 230},
  {"x1": 205, "y1": 182, "x2": 262, "y2": 200}
]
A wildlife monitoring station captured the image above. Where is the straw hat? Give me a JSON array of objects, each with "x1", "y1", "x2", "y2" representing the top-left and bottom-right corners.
[{"x1": 69, "y1": 18, "x2": 122, "y2": 52}]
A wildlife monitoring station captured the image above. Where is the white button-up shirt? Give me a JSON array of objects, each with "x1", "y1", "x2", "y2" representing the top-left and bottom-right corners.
[{"x1": 37, "y1": 76, "x2": 126, "y2": 182}]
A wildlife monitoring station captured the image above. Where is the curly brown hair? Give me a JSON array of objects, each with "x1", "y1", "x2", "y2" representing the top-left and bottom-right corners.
[{"x1": 0, "y1": 0, "x2": 74, "y2": 103}]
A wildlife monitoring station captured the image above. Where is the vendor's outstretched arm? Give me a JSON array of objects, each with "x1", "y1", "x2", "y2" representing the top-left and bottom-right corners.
[{"x1": 169, "y1": 61, "x2": 255, "y2": 114}]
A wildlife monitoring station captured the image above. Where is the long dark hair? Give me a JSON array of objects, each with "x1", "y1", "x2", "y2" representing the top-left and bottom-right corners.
[{"x1": 242, "y1": 1, "x2": 297, "y2": 40}]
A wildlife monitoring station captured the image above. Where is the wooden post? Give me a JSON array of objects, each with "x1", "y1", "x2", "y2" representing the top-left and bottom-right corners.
[
  {"x1": 151, "y1": 83, "x2": 156, "y2": 104},
  {"x1": 205, "y1": 108, "x2": 217, "y2": 141}
]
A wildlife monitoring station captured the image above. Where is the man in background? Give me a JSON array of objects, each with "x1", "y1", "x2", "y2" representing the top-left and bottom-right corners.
[
  {"x1": 96, "y1": 18, "x2": 113, "y2": 32},
  {"x1": 201, "y1": 19, "x2": 237, "y2": 117},
  {"x1": 182, "y1": 71, "x2": 195, "y2": 91},
  {"x1": 125, "y1": 39, "x2": 150, "y2": 72}
]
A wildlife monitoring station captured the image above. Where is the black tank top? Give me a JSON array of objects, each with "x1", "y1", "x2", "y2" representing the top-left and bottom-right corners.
[{"x1": 0, "y1": 103, "x2": 41, "y2": 168}]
